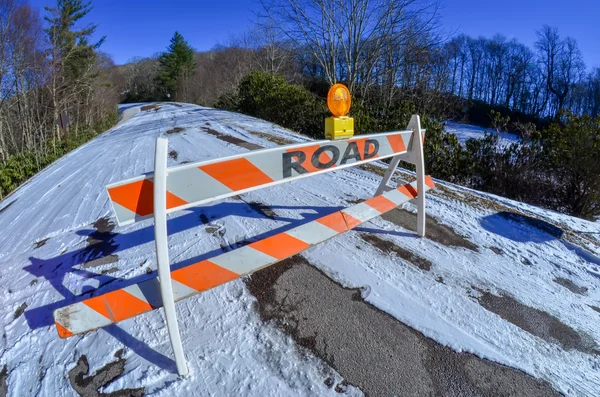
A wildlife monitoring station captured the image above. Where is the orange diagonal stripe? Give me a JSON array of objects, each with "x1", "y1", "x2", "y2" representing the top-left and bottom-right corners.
[
  {"x1": 172, "y1": 260, "x2": 239, "y2": 292},
  {"x1": 341, "y1": 212, "x2": 362, "y2": 229},
  {"x1": 425, "y1": 175, "x2": 435, "y2": 189},
  {"x1": 250, "y1": 233, "x2": 310, "y2": 260},
  {"x1": 398, "y1": 184, "x2": 418, "y2": 199},
  {"x1": 108, "y1": 179, "x2": 187, "y2": 215},
  {"x1": 56, "y1": 322, "x2": 73, "y2": 338},
  {"x1": 200, "y1": 158, "x2": 274, "y2": 191},
  {"x1": 108, "y1": 179, "x2": 154, "y2": 216},
  {"x1": 386, "y1": 134, "x2": 407, "y2": 153},
  {"x1": 364, "y1": 195, "x2": 397, "y2": 213},
  {"x1": 83, "y1": 289, "x2": 153, "y2": 323},
  {"x1": 316, "y1": 211, "x2": 348, "y2": 233}
]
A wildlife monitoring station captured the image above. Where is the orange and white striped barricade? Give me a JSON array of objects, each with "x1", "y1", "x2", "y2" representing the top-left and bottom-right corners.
[{"x1": 53, "y1": 115, "x2": 432, "y2": 376}]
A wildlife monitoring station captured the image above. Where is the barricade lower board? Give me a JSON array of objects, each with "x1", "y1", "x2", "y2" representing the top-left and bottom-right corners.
[{"x1": 54, "y1": 176, "x2": 435, "y2": 338}]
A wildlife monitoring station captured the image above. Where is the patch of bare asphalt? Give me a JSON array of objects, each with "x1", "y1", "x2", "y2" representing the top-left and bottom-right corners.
[
  {"x1": 553, "y1": 277, "x2": 588, "y2": 295},
  {"x1": 140, "y1": 104, "x2": 160, "y2": 112},
  {"x1": 100, "y1": 267, "x2": 119, "y2": 275},
  {"x1": 246, "y1": 256, "x2": 561, "y2": 397},
  {"x1": 168, "y1": 103, "x2": 183, "y2": 107},
  {"x1": 0, "y1": 200, "x2": 16, "y2": 216},
  {"x1": 13, "y1": 302, "x2": 27, "y2": 319},
  {"x1": 0, "y1": 365, "x2": 7, "y2": 397},
  {"x1": 168, "y1": 150, "x2": 178, "y2": 160},
  {"x1": 360, "y1": 233, "x2": 432, "y2": 271},
  {"x1": 166, "y1": 127, "x2": 184, "y2": 134},
  {"x1": 77, "y1": 217, "x2": 119, "y2": 269},
  {"x1": 381, "y1": 208, "x2": 479, "y2": 252},
  {"x1": 475, "y1": 290, "x2": 599, "y2": 356},
  {"x1": 247, "y1": 130, "x2": 294, "y2": 145},
  {"x1": 69, "y1": 355, "x2": 144, "y2": 397},
  {"x1": 201, "y1": 127, "x2": 264, "y2": 150}
]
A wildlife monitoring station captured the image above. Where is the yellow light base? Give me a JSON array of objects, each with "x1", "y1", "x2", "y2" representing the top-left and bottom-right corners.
[{"x1": 325, "y1": 117, "x2": 354, "y2": 140}]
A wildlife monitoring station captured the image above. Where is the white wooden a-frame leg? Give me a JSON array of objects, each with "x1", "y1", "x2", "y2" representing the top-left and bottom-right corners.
[{"x1": 154, "y1": 136, "x2": 189, "y2": 376}]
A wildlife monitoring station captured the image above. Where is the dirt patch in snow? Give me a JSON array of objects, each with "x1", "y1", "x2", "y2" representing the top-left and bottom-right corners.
[
  {"x1": 248, "y1": 201, "x2": 277, "y2": 220},
  {"x1": 381, "y1": 208, "x2": 479, "y2": 252},
  {"x1": 490, "y1": 246, "x2": 504, "y2": 255},
  {"x1": 202, "y1": 127, "x2": 264, "y2": 150},
  {"x1": 166, "y1": 127, "x2": 185, "y2": 134},
  {"x1": 77, "y1": 217, "x2": 119, "y2": 269},
  {"x1": 140, "y1": 104, "x2": 160, "y2": 112},
  {"x1": 168, "y1": 103, "x2": 183, "y2": 107},
  {"x1": 247, "y1": 130, "x2": 294, "y2": 146},
  {"x1": 13, "y1": 302, "x2": 27, "y2": 319},
  {"x1": 0, "y1": 365, "x2": 7, "y2": 397},
  {"x1": 358, "y1": 163, "x2": 386, "y2": 177},
  {"x1": 589, "y1": 305, "x2": 600, "y2": 314},
  {"x1": 360, "y1": 233, "x2": 432, "y2": 271},
  {"x1": 0, "y1": 200, "x2": 16, "y2": 216},
  {"x1": 553, "y1": 277, "x2": 588, "y2": 295},
  {"x1": 247, "y1": 255, "x2": 561, "y2": 397},
  {"x1": 168, "y1": 150, "x2": 178, "y2": 160},
  {"x1": 476, "y1": 290, "x2": 599, "y2": 356},
  {"x1": 68, "y1": 355, "x2": 144, "y2": 397},
  {"x1": 33, "y1": 238, "x2": 50, "y2": 249}
]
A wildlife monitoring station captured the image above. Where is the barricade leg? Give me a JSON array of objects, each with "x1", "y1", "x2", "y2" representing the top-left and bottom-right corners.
[
  {"x1": 374, "y1": 115, "x2": 426, "y2": 236},
  {"x1": 413, "y1": 117, "x2": 426, "y2": 237},
  {"x1": 154, "y1": 136, "x2": 188, "y2": 376}
]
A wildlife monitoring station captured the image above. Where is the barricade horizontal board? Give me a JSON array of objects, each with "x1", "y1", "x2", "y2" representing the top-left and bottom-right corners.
[
  {"x1": 54, "y1": 176, "x2": 435, "y2": 338},
  {"x1": 107, "y1": 130, "x2": 414, "y2": 226}
]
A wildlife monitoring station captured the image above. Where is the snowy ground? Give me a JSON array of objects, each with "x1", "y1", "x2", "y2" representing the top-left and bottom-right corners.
[
  {"x1": 0, "y1": 103, "x2": 599, "y2": 396},
  {"x1": 444, "y1": 120, "x2": 521, "y2": 146}
]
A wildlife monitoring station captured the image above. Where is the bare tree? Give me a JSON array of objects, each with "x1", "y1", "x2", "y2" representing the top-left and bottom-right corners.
[
  {"x1": 260, "y1": 0, "x2": 441, "y2": 95},
  {"x1": 535, "y1": 25, "x2": 585, "y2": 118}
]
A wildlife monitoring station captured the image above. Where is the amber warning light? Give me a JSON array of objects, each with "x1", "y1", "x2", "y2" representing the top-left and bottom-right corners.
[{"x1": 325, "y1": 84, "x2": 354, "y2": 140}]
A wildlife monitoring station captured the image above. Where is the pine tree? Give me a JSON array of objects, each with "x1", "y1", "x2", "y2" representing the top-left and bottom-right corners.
[
  {"x1": 157, "y1": 31, "x2": 196, "y2": 100},
  {"x1": 45, "y1": 0, "x2": 104, "y2": 143}
]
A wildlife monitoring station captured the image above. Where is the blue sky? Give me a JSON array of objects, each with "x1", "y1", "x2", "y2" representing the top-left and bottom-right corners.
[{"x1": 29, "y1": 0, "x2": 599, "y2": 68}]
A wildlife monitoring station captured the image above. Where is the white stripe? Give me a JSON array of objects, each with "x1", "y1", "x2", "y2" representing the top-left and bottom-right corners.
[
  {"x1": 384, "y1": 189, "x2": 412, "y2": 206},
  {"x1": 210, "y1": 245, "x2": 276, "y2": 275},
  {"x1": 342, "y1": 202, "x2": 382, "y2": 223},
  {"x1": 55, "y1": 302, "x2": 112, "y2": 335},
  {"x1": 124, "y1": 280, "x2": 162, "y2": 308},
  {"x1": 286, "y1": 221, "x2": 339, "y2": 245},
  {"x1": 168, "y1": 166, "x2": 231, "y2": 203},
  {"x1": 171, "y1": 279, "x2": 199, "y2": 301}
]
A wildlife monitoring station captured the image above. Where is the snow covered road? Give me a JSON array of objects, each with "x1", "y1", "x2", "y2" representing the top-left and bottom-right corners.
[{"x1": 0, "y1": 103, "x2": 599, "y2": 396}]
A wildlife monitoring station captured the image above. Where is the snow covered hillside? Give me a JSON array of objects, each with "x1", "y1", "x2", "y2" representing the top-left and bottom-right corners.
[
  {"x1": 0, "y1": 103, "x2": 599, "y2": 396},
  {"x1": 444, "y1": 120, "x2": 520, "y2": 146}
]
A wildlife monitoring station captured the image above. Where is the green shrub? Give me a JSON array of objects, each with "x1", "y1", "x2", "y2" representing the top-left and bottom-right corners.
[
  {"x1": 223, "y1": 71, "x2": 328, "y2": 139},
  {"x1": 0, "y1": 111, "x2": 117, "y2": 199}
]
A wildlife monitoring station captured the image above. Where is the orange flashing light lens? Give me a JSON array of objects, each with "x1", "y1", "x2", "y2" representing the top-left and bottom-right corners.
[{"x1": 327, "y1": 84, "x2": 351, "y2": 117}]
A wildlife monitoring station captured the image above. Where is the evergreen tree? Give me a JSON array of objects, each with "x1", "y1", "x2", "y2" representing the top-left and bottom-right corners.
[
  {"x1": 157, "y1": 31, "x2": 196, "y2": 100},
  {"x1": 45, "y1": 0, "x2": 104, "y2": 141}
]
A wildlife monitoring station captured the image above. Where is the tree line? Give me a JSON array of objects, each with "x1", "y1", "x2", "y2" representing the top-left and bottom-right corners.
[
  {"x1": 1, "y1": 0, "x2": 598, "y2": 219},
  {"x1": 0, "y1": 0, "x2": 120, "y2": 198}
]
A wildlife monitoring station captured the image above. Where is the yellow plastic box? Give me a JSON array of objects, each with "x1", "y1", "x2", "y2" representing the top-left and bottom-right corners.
[{"x1": 325, "y1": 117, "x2": 354, "y2": 140}]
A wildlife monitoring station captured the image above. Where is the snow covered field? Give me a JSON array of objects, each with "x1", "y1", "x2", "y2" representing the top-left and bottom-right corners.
[
  {"x1": 0, "y1": 103, "x2": 599, "y2": 396},
  {"x1": 444, "y1": 120, "x2": 521, "y2": 146}
]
